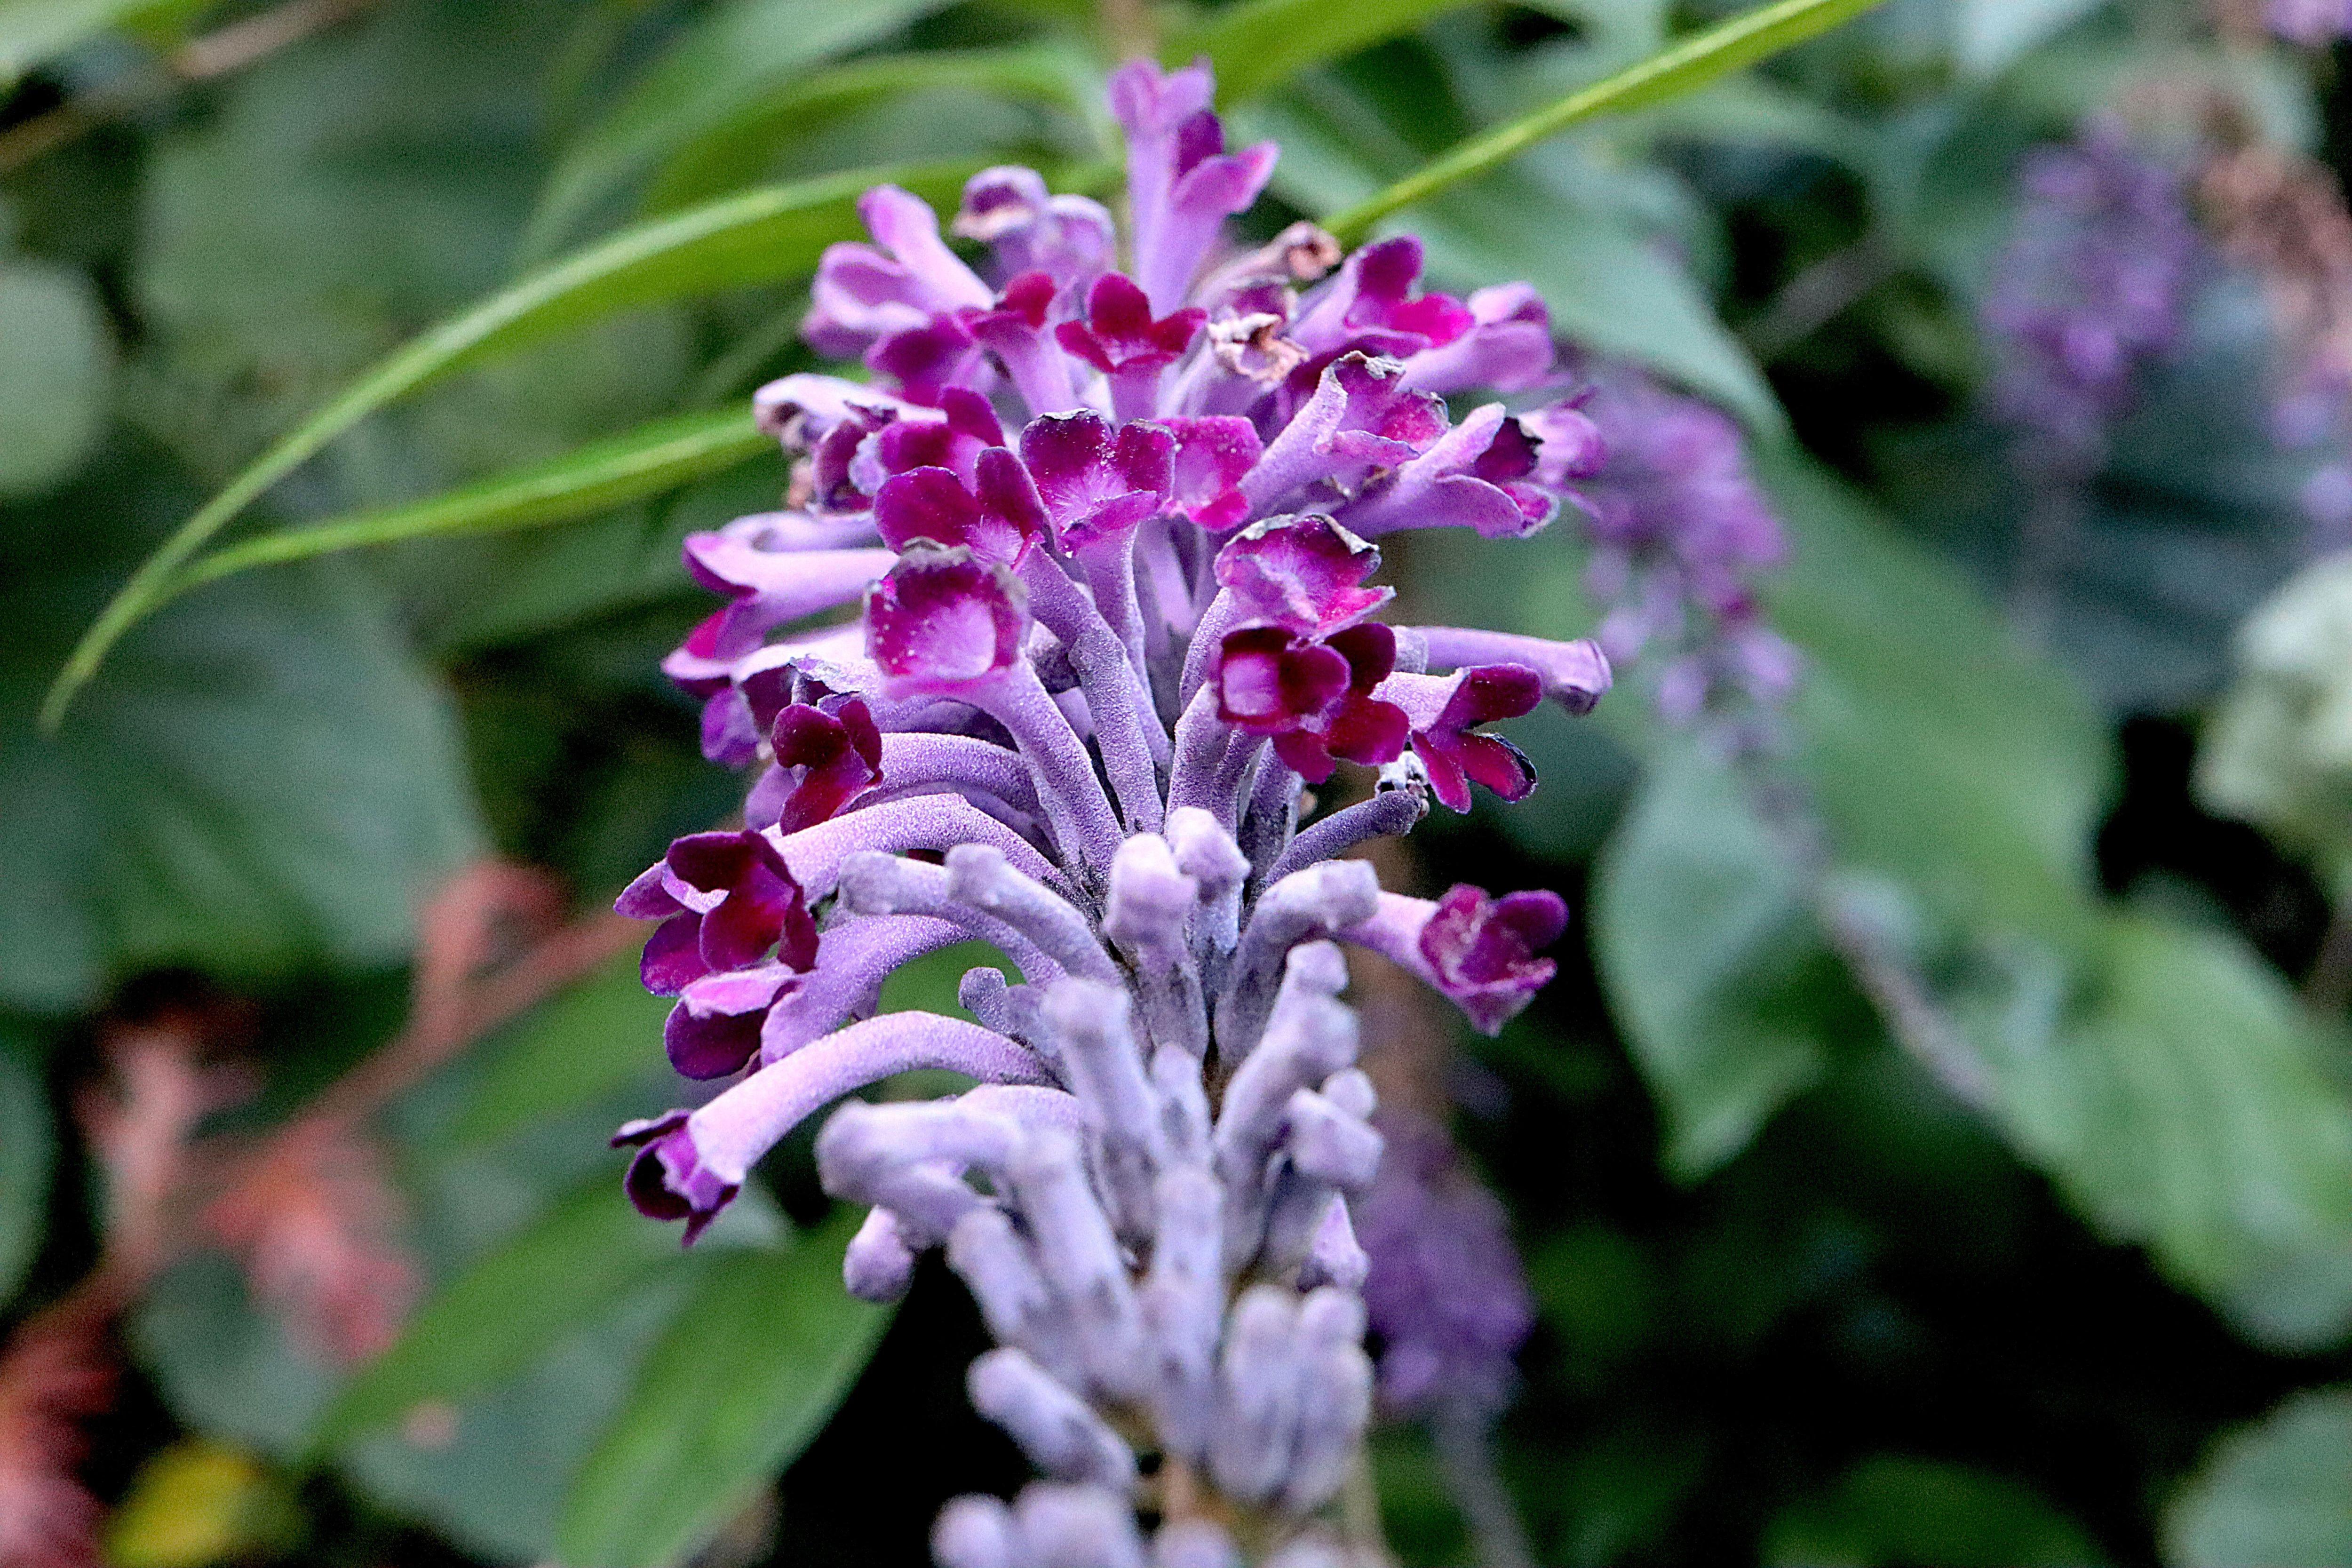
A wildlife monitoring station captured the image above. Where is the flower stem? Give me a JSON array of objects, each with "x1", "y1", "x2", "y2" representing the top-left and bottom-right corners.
[{"x1": 1431, "y1": 1404, "x2": 1535, "y2": 1568}]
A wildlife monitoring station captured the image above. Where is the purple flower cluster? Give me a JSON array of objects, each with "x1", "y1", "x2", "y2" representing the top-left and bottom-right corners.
[
  {"x1": 1357, "y1": 1114, "x2": 1535, "y2": 1422},
  {"x1": 1982, "y1": 128, "x2": 2201, "y2": 477},
  {"x1": 615, "y1": 57, "x2": 1611, "y2": 1564},
  {"x1": 1574, "y1": 369, "x2": 1798, "y2": 732}
]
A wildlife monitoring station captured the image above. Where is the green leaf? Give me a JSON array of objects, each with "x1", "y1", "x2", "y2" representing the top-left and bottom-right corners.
[
  {"x1": 310, "y1": 1178, "x2": 694, "y2": 1454},
  {"x1": 643, "y1": 45, "x2": 1096, "y2": 218},
  {"x1": 2197, "y1": 553, "x2": 2352, "y2": 893},
  {"x1": 0, "y1": 260, "x2": 110, "y2": 498},
  {"x1": 451, "y1": 953, "x2": 675, "y2": 1151},
  {"x1": 2, "y1": 475, "x2": 482, "y2": 1012},
  {"x1": 558, "y1": 1210, "x2": 893, "y2": 1568},
  {"x1": 1171, "y1": 0, "x2": 1483, "y2": 106},
  {"x1": 1319, "y1": 0, "x2": 1898, "y2": 244},
  {"x1": 132, "y1": 1252, "x2": 341, "y2": 1459},
  {"x1": 163, "y1": 408, "x2": 770, "y2": 610},
  {"x1": 340, "y1": 1278, "x2": 692, "y2": 1562},
  {"x1": 2166, "y1": 1388, "x2": 2352, "y2": 1568},
  {"x1": 42, "y1": 159, "x2": 973, "y2": 729},
  {"x1": 0, "y1": 1030, "x2": 54, "y2": 1308},
  {"x1": 1592, "y1": 744, "x2": 1835, "y2": 1177},
  {"x1": 133, "y1": 1043, "x2": 736, "y2": 1561},
  {"x1": 1759, "y1": 452, "x2": 2111, "y2": 947},
  {"x1": 1991, "y1": 918, "x2": 2352, "y2": 1348},
  {"x1": 127, "y1": 7, "x2": 697, "y2": 502},
  {"x1": 1764, "y1": 1455, "x2": 2103, "y2": 1567},
  {"x1": 0, "y1": 0, "x2": 188, "y2": 82},
  {"x1": 524, "y1": 0, "x2": 960, "y2": 259}
]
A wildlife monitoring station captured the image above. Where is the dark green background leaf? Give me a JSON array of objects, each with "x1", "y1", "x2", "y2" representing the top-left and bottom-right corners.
[
  {"x1": 557, "y1": 1210, "x2": 892, "y2": 1568},
  {"x1": 2166, "y1": 1388, "x2": 2352, "y2": 1568},
  {"x1": 0, "y1": 464, "x2": 481, "y2": 1012},
  {"x1": 0, "y1": 260, "x2": 110, "y2": 497}
]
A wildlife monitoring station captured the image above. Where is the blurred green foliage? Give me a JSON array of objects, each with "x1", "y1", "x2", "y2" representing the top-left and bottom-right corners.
[{"x1": 5, "y1": 0, "x2": 2352, "y2": 1563}]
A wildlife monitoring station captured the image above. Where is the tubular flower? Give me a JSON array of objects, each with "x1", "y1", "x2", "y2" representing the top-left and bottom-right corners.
[{"x1": 615, "y1": 56, "x2": 1613, "y2": 1567}]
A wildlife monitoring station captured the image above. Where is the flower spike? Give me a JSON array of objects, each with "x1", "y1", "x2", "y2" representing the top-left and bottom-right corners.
[{"x1": 615, "y1": 52, "x2": 1671, "y2": 1566}]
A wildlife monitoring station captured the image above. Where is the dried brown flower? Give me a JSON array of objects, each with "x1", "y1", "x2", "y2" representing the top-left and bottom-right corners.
[{"x1": 0, "y1": 1300, "x2": 117, "y2": 1568}]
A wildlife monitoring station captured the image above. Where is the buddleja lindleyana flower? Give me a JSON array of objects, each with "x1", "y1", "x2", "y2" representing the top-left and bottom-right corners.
[{"x1": 616, "y1": 57, "x2": 1611, "y2": 1567}]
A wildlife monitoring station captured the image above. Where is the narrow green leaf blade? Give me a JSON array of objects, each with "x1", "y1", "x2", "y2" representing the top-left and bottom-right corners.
[
  {"x1": 557, "y1": 1211, "x2": 892, "y2": 1568},
  {"x1": 1171, "y1": 0, "x2": 1482, "y2": 105},
  {"x1": 643, "y1": 44, "x2": 1093, "y2": 218},
  {"x1": 525, "y1": 0, "x2": 958, "y2": 258},
  {"x1": 39, "y1": 159, "x2": 971, "y2": 731},
  {"x1": 1321, "y1": 0, "x2": 1896, "y2": 243},
  {"x1": 167, "y1": 408, "x2": 769, "y2": 603},
  {"x1": 310, "y1": 1178, "x2": 684, "y2": 1454}
]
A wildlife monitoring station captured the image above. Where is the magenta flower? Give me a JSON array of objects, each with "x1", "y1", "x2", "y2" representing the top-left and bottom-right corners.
[
  {"x1": 615, "y1": 56, "x2": 1621, "y2": 1565},
  {"x1": 612, "y1": 1111, "x2": 739, "y2": 1245},
  {"x1": 663, "y1": 963, "x2": 796, "y2": 1080},
  {"x1": 865, "y1": 544, "x2": 1032, "y2": 695},
  {"x1": 1212, "y1": 513, "x2": 1391, "y2": 637},
  {"x1": 1018, "y1": 410, "x2": 1173, "y2": 546},
  {"x1": 874, "y1": 458, "x2": 1047, "y2": 565},
  {"x1": 745, "y1": 695, "x2": 883, "y2": 835},
  {"x1": 1343, "y1": 884, "x2": 1565, "y2": 1035},
  {"x1": 952, "y1": 167, "x2": 1115, "y2": 291},
  {"x1": 1383, "y1": 664, "x2": 1546, "y2": 812},
  {"x1": 1216, "y1": 622, "x2": 1408, "y2": 782},
  {"x1": 615, "y1": 829, "x2": 819, "y2": 995},
  {"x1": 1418, "y1": 884, "x2": 1568, "y2": 1034},
  {"x1": 1054, "y1": 273, "x2": 1206, "y2": 422}
]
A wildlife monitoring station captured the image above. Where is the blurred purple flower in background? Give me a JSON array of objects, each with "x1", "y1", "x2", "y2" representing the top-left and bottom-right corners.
[
  {"x1": 608, "y1": 56, "x2": 1621, "y2": 1566},
  {"x1": 2268, "y1": 0, "x2": 2352, "y2": 45},
  {"x1": 1358, "y1": 1110, "x2": 1541, "y2": 1568},
  {"x1": 1359, "y1": 1114, "x2": 1534, "y2": 1421},
  {"x1": 1982, "y1": 127, "x2": 2202, "y2": 477},
  {"x1": 1574, "y1": 368, "x2": 1800, "y2": 742}
]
